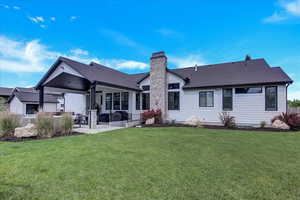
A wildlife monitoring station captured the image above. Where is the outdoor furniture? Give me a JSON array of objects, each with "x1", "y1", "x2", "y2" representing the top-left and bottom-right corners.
[{"x1": 74, "y1": 114, "x2": 87, "y2": 127}]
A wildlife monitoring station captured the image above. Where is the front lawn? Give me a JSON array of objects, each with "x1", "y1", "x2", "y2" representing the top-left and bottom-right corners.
[{"x1": 1, "y1": 127, "x2": 300, "y2": 200}]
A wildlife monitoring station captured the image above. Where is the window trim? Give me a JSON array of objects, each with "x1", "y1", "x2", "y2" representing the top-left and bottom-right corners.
[
  {"x1": 142, "y1": 93, "x2": 150, "y2": 110},
  {"x1": 121, "y1": 92, "x2": 129, "y2": 110},
  {"x1": 168, "y1": 91, "x2": 180, "y2": 110},
  {"x1": 199, "y1": 91, "x2": 214, "y2": 107},
  {"x1": 223, "y1": 88, "x2": 233, "y2": 111},
  {"x1": 136, "y1": 92, "x2": 141, "y2": 110},
  {"x1": 265, "y1": 86, "x2": 278, "y2": 111},
  {"x1": 105, "y1": 93, "x2": 113, "y2": 110}
]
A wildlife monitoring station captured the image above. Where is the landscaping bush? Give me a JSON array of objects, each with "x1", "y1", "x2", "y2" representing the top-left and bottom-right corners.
[
  {"x1": 36, "y1": 112, "x2": 54, "y2": 138},
  {"x1": 0, "y1": 112, "x2": 20, "y2": 137},
  {"x1": 260, "y1": 121, "x2": 267, "y2": 128},
  {"x1": 271, "y1": 112, "x2": 300, "y2": 130},
  {"x1": 60, "y1": 113, "x2": 73, "y2": 135},
  {"x1": 219, "y1": 112, "x2": 236, "y2": 128},
  {"x1": 141, "y1": 109, "x2": 162, "y2": 124}
]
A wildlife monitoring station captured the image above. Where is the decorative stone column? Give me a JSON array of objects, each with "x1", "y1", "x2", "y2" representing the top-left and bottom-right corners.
[
  {"x1": 89, "y1": 109, "x2": 97, "y2": 129},
  {"x1": 150, "y1": 51, "x2": 168, "y2": 122}
]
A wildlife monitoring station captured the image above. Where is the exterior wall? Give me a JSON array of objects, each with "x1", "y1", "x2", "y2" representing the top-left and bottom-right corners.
[
  {"x1": 64, "y1": 93, "x2": 86, "y2": 114},
  {"x1": 9, "y1": 96, "x2": 23, "y2": 115},
  {"x1": 136, "y1": 73, "x2": 287, "y2": 125},
  {"x1": 44, "y1": 103, "x2": 58, "y2": 112}
]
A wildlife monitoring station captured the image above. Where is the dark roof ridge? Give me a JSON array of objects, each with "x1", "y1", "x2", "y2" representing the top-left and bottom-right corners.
[{"x1": 89, "y1": 61, "x2": 129, "y2": 76}]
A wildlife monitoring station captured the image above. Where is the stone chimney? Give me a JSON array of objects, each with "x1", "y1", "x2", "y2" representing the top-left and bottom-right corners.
[{"x1": 150, "y1": 51, "x2": 168, "y2": 122}]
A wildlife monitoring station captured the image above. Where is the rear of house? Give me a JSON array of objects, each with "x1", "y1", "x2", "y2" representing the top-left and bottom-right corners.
[{"x1": 34, "y1": 51, "x2": 292, "y2": 127}]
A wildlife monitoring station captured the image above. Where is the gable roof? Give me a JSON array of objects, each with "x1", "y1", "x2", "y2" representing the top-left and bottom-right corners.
[
  {"x1": 8, "y1": 88, "x2": 59, "y2": 104},
  {"x1": 0, "y1": 87, "x2": 13, "y2": 97},
  {"x1": 36, "y1": 57, "x2": 293, "y2": 91}
]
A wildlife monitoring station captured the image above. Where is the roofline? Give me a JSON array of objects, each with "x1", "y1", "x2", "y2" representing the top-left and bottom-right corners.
[
  {"x1": 136, "y1": 69, "x2": 187, "y2": 84},
  {"x1": 95, "y1": 81, "x2": 141, "y2": 92},
  {"x1": 182, "y1": 81, "x2": 293, "y2": 90},
  {"x1": 35, "y1": 57, "x2": 89, "y2": 89}
]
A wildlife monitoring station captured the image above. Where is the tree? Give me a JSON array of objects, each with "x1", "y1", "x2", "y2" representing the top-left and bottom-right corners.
[{"x1": 288, "y1": 99, "x2": 300, "y2": 108}]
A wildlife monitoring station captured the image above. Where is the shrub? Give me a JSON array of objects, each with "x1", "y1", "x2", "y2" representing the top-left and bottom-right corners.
[
  {"x1": 36, "y1": 112, "x2": 54, "y2": 138},
  {"x1": 0, "y1": 112, "x2": 20, "y2": 137},
  {"x1": 60, "y1": 113, "x2": 73, "y2": 135},
  {"x1": 141, "y1": 109, "x2": 162, "y2": 124},
  {"x1": 260, "y1": 121, "x2": 267, "y2": 128},
  {"x1": 219, "y1": 112, "x2": 236, "y2": 128},
  {"x1": 271, "y1": 112, "x2": 300, "y2": 130}
]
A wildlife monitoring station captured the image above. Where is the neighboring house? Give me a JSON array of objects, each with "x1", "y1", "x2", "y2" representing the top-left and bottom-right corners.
[
  {"x1": 8, "y1": 87, "x2": 59, "y2": 115},
  {"x1": 0, "y1": 87, "x2": 13, "y2": 111},
  {"x1": 35, "y1": 51, "x2": 293, "y2": 126}
]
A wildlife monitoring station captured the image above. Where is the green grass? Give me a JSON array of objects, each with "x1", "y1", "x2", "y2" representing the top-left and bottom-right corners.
[{"x1": 1, "y1": 127, "x2": 300, "y2": 200}]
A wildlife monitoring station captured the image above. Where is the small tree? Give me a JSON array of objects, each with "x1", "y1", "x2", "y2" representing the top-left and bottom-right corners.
[{"x1": 219, "y1": 112, "x2": 236, "y2": 128}]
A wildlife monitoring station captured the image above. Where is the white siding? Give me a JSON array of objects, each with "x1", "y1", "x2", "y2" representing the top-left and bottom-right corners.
[
  {"x1": 9, "y1": 97, "x2": 23, "y2": 115},
  {"x1": 44, "y1": 103, "x2": 57, "y2": 112},
  {"x1": 64, "y1": 93, "x2": 86, "y2": 114},
  {"x1": 135, "y1": 73, "x2": 287, "y2": 125}
]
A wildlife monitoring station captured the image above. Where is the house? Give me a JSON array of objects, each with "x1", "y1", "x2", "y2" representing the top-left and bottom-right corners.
[
  {"x1": 35, "y1": 51, "x2": 293, "y2": 128},
  {"x1": 8, "y1": 87, "x2": 60, "y2": 115},
  {"x1": 0, "y1": 87, "x2": 13, "y2": 110}
]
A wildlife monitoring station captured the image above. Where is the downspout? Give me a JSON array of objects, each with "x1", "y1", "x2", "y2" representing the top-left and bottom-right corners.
[{"x1": 286, "y1": 83, "x2": 290, "y2": 113}]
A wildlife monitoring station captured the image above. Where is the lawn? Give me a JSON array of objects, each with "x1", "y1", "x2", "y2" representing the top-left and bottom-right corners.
[{"x1": 1, "y1": 127, "x2": 300, "y2": 200}]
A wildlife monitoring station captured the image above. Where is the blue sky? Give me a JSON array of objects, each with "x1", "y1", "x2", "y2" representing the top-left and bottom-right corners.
[{"x1": 0, "y1": 0, "x2": 299, "y2": 99}]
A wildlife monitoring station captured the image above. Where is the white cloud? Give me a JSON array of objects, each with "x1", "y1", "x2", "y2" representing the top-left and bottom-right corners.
[
  {"x1": 169, "y1": 54, "x2": 206, "y2": 68},
  {"x1": 101, "y1": 29, "x2": 139, "y2": 47},
  {"x1": 156, "y1": 28, "x2": 183, "y2": 38},
  {"x1": 70, "y1": 16, "x2": 77, "y2": 21},
  {"x1": 0, "y1": 35, "x2": 149, "y2": 74},
  {"x1": 264, "y1": 0, "x2": 300, "y2": 23},
  {"x1": 13, "y1": 6, "x2": 20, "y2": 10},
  {"x1": 29, "y1": 16, "x2": 44, "y2": 23},
  {"x1": 50, "y1": 17, "x2": 56, "y2": 21},
  {"x1": 70, "y1": 48, "x2": 89, "y2": 56},
  {"x1": 40, "y1": 25, "x2": 46, "y2": 29},
  {"x1": 263, "y1": 12, "x2": 287, "y2": 23},
  {"x1": 0, "y1": 36, "x2": 59, "y2": 72}
]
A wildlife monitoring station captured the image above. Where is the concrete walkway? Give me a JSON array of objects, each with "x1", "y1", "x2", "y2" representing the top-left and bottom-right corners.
[{"x1": 73, "y1": 125, "x2": 125, "y2": 134}]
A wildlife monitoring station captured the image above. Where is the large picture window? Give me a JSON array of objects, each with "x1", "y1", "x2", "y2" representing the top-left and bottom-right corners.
[
  {"x1": 113, "y1": 93, "x2": 121, "y2": 110},
  {"x1": 136, "y1": 93, "x2": 141, "y2": 110},
  {"x1": 235, "y1": 87, "x2": 262, "y2": 94},
  {"x1": 105, "y1": 93, "x2": 112, "y2": 110},
  {"x1": 168, "y1": 92, "x2": 180, "y2": 110},
  {"x1": 26, "y1": 104, "x2": 38, "y2": 114},
  {"x1": 223, "y1": 88, "x2": 233, "y2": 111},
  {"x1": 142, "y1": 93, "x2": 150, "y2": 110},
  {"x1": 199, "y1": 91, "x2": 214, "y2": 107},
  {"x1": 265, "y1": 86, "x2": 277, "y2": 111},
  {"x1": 121, "y1": 92, "x2": 129, "y2": 110}
]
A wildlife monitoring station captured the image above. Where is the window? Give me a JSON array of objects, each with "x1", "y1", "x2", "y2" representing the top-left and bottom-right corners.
[
  {"x1": 105, "y1": 93, "x2": 112, "y2": 110},
  {"x1": 265, "y1": 86, "x2": 277, "y2": 111},
  {"x1": 199, "y1": 91, "x2": 214, "y2": 107},
  {"x1": 121, "y1": 92, "x2": 129, "y2": 110},
  {"x1": 142, "y1": 93, "x2": 150, "y2": 110},
  {"x1": 168, "y1": 83, "x2": 180, "y2": 90},
  {"x1": 142, "y1": 85, "x2": 150, "y2": 91},
  {"x1": 26, "y1": 104, "x2": 38, "y2": 114},
  {"x1": 235, "y1": 87, "x2": 262, "y2": 94},
  {"x1": 113, "y1": 93, "x2": 121, "y2": 110},
  {"x1": 168, "y1": 92, "x2": 180, "y2": 110},
  {"x1": 223, "y1": 88, "x2": 233, "y2": 111},
  {"x1": 136, "y1": 93, "x2": 141, "y2": 110}
]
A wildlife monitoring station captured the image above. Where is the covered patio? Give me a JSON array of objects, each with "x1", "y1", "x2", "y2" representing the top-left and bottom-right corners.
[{"x1": 35, "y1": 57, "x2": 142, "y2": 129}]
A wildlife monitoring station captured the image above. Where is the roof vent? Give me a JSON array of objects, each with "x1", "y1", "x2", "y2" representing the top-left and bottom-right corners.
[
  {"x1": 194, "y1": 64, "x2": 198, "y2": 72},
  {"x1": 245, "y1": 54, "x2": 251, "y2": 61}
]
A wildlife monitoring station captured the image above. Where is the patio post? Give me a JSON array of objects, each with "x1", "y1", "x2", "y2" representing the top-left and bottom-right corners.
[
  {"x1": 39, "y1": 86, "x2": 44, "y2": 112},
  {"x1": 89, "y1": 83, "x2": 97, "y2": 129}
]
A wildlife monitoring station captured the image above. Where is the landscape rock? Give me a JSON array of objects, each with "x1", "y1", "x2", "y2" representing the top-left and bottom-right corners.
[
  {"x1": 184, "y1": 116, "x2": 201, "y2": 126},
  {"x1": 272, "y1": 120, "x2": 290, "y2": 130},
  {"x1": 145, "y1": 117, "x2": 155, "y2": 125},
  {"x1": 14, "y1": 123, "x2": 38, "y2": 138}
]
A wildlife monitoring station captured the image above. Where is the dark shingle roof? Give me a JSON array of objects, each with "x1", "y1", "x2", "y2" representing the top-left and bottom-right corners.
[
  {"x1": 36, "y1": 56, "x2": 293, "y2": 91},
  {"x1": 0, "y1": 87, "x2": 13, "y2": 97},
  {"x1": 14, "y1": 91, "x2": 58, "y2": 103}
]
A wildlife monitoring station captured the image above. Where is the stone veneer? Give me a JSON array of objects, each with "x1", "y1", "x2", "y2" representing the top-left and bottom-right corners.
[{"x1": 150, "y1": 51, "x2": 168, "y2": 121}]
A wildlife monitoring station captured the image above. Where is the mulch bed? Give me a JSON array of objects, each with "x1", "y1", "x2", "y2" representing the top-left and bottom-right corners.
[
  {"x1": 142, "y1": 123, "x2": 295, "y2": 132},
  {"x1": 0, "y1": 132, "x2": 84, "y2": 142}
]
